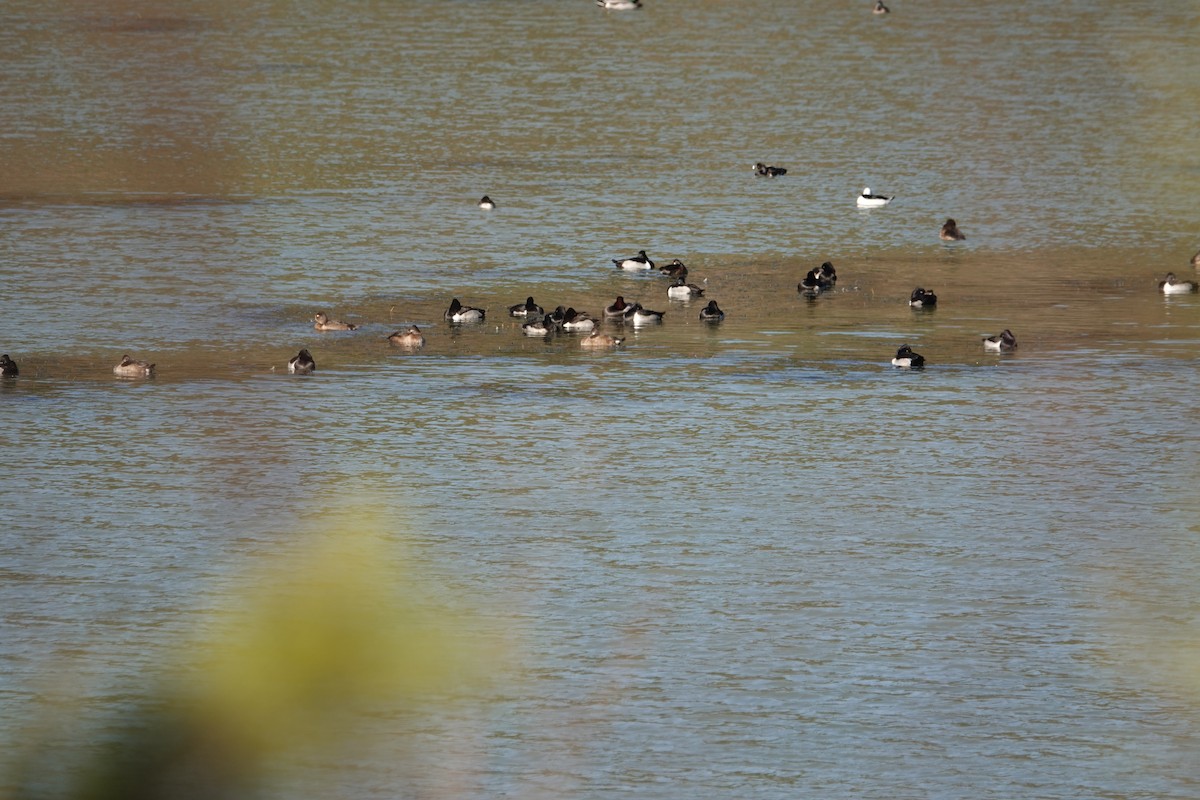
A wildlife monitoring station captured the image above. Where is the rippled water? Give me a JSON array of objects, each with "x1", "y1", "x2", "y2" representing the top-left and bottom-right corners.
[{"x1": 2, "y1": 0, "x2": 1199, "y2": 798}]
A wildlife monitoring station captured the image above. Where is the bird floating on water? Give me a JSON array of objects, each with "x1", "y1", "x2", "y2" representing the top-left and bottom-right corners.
[
  {"x1": 445, "y1": 298, "x2": 486, "y2": 323},
  {"x1": 478, "y1": 195, "x2": 495, "y2": 210},
  {"x1": 596, "y1": 0, "x2": 641, "y2": 9},
  {"x1": 699, "y1": 300, "x2": 724, "y2": 322},
  {"x1": 313, "y1": 312, "x2": 358, "y2": 331},
  {"x1": 873, "y1": 0, "x2": 889, "y2": 14},
  {"x1": 1159, "y1": 272, "x2": 1198, "y2": 294},
  {"x1": 857, "y1": 187, "x2": 893, "y2": 207},
  {"x1": 982, "y1": 329, "x2": 1018, "y2": 352},
  {"x1": 909, "y1": 288, "x2": 938, "y2": 308},
  {"x1": 891, "y1": 344, "x2": 925, "y2": 368},
  {"x1": 613, "y1": 250, "x2": 655, "y2": 271},
  {"x1": 940, "y1": 218, "x2": 967, "y2": 241},
  {"x1": 753, "y1": 162, "x2": 787, "y2": 177},
  {"x1": 113, "y1": 354, "x2": 155, "y2": 377},
  {"x1": 287, "y1": 349, "x2": 315, "y2": 374},
  {"x1": 387, "y1": 326, "x2": 425, "y2": 348},
  {"x1": 0, "y1": 354, "x2": 18, "y2": 377}
]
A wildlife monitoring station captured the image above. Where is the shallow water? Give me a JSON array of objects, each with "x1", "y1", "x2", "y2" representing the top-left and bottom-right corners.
[{"x1": 2, "y1": 0, "x2": 1200, "y2": 798}]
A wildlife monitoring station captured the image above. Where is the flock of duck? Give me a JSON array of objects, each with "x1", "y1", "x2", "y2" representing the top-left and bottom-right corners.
[{"x1": 3, "y1": 189, "x2": 1196, "y2": 381}]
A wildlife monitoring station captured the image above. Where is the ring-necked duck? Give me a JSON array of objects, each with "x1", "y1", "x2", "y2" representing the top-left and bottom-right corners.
[
  {"x1": 387, "y1": 326, "x2": 425, "y2": 347},
  {"x1": 287, "y1": 349, "x2": 316, "y2": 374},
  {"x1": 857, "y1": 187, "x2": 893, "y2": 207},
  {"x1": 113, "y1": 354, "x2": 155, "y2": 377},
  {"x1": 699, "y1": 300, "x2": 724, "y2": 322},
  {"x1": 631, "y1": 305, "x2": 665, "y2": 325},
  {"x1": 596, "y1": 0, "x2": 641, "y2": 9},
  {"x1": 659, "y1": 258, "x2": 689, "y2": 278},
  {"x1": 754, "y1": 162, "x2": 787, "y2": 177},
  {"x1": 313, "y1": 312, "x2": 359, "y2": 331},
  {"x1": 613, "y1": 250, "x2": 655, "y2": 271},
  {"x1": 982, "y1": 329, "x2": 1017, "y2": 351},
  {"x1": 604, "y1": 296, "x2": 637, "y2": 318},
  {"x1": 873, "y1": 0, "x2": 889, "y2": 14},
  {"x1": 445, "y1": 298, "x2": 486, "y2": 322},
  {"x1": 891, "y1": 344, "x2": 925, "y2": 368},
  {"x1": 909, "y1": 287, "x2": 938, "y2": 308},
  {"x1": 561, "y1": 308, "x2": 597, "y2": 331},
  {"x1": 523, "y1": 316, "x2": 557, "y2": 336},
  {"x1": 1159, "y1": 272, "x2": 1199, "y2": 294},
  {"x1": 939, "y1": 218, "x2": 966, "y2": 241},
  {"x1": 816, "y1": 261, "x2": 838, "y2": 284},
  {"x1": 667, "y1": 277, "x2": 705, "y2": 299},
  {"x1": 478, "y1": 195, "x2": 495, "y2": 210},
  {"x1": 798, "y1": 269, "x2": 825, "y2": 294},
  {"x1": 0, "y1": 354, "x2": 18, "y2": 376},
  {"x1": 508, "y1": 297, "x2": 544, "y2": 317}
]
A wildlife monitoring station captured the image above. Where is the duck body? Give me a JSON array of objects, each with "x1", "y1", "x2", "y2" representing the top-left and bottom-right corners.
[
  {"x1": 580, "y1": 331, "x2": 625, "y2": 348},
  {"x1": 523, "y1": 316, "x2": 557, "y2": 336},
  {"x1": 1159, "y1": 272, "x2": 1198, "y2": 294},
  {"x1": 478, "y1": 195, "x2": 495, "y2": 210},
  {"x1": 313, "y1": 312, "x2": 359, "y2": 331},
  {"x1": 631, "y1": 305, "x2": 665, "y2": 325},
  {"x1": 0, "y1": 354, "x2": 18, "y2": 376},
  {"x1": 699, "y1": 300, "x2": 724, "y2": 322},
  {"x1": 604, "y1": 296, "x2": 637, "y2": 319},
  {"x1": 561, "y1": 308, "x2": 597, "y2": 332},
  {"x1": 754, "y1": 162, "x2": 787, "y2": 177},
  {"x1": 982, "y1": 329, "x2": 1017, "y2": 352},
  {"x1": 667, "y1": 277, "x2": 705, "y2": 299},
  {"x1": 387, "y1": 326, "x2": 425, "y2": 347},
  {"x1": 939, "y1": 218, "x2": 967, "y2": 241},
  {"x1": 597, "y1": 0, "x2": 641, "y2": 9},
  {"x1": 113, "y1": 354, "x2": 155, "y2": 377},
  {"x1": 445, "y1": 298, "x2": 486, "y2": 322},
  {"x1": 613, "y1": 250, "x2": 655, "y2": 271},
  {"x1": 817, "y1": 261, "x2": 837, "y2": 284},
  {"x1": 509, "y1": 297, "x2": 544, "y2": 317},
  {"x1": 857, "y1": 187, "x2": 892, "y2": 207},
  {"x1": 873, "y1": 0, "x2": 889, "y2": 14},
  {"x1": 288, "y1": 348, "x2": 316, "y2": 374},
  {"x1": 798, "y1": 269, "x2": 825, "y2": 294},
  {"x1": 891, "y1": 345, "x2": 925, "y2": 368},
  {"x1": 909, "y1": 287, "x2": 938, "y2": 308},
  {"x1": 660, "y1": 259, "x2": 689, "y2": 278}
]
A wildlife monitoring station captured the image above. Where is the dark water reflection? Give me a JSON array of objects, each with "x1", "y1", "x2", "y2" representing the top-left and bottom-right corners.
[{"x1": 2, "y1": 0, "x2": 1200, "y2": 798}]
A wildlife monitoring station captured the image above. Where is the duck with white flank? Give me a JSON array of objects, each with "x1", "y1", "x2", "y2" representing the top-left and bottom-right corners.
[
  {"x1": 631, "y1": 305, "x2": 665, "y2": 325},
  {"x1": 596, "y1": 0, "x2": 641, "y2": 9},
  {"x1": 523, "y1": 316, "x2": 557, "y2": 337},
  {"x1": 660, "y1": 258, "x2": 688, "y2": 278},
  {"x1": 816, "y1": 261, "x2": 837, "y2": 284},
  {"x1": 798, "y1": 269, "x2": 825, "y2": 294},
  {"x1": 478, "y1": 195, "x2": 495, "y2": 210},
  {"x1": 909, "y1": 288, "x2": 938, "y2": 308},
  {"x1": 667, "y1": 277, "x2": 705, "y2": 299},
  {"x1": 856, "y1": 187, "x2": 893, "y2": 207},
  {"x1": 580, "y1": 331, "x2": 625, "y2": 348},
  {"x1": 613, "y1": 250, "x2": 655, "y2": 271},
  {"x1": 891, "y1": 344, "x2": 925, "y2": 368},
  {"x1": 0, "y1": 354, "x2": 18, "y2": 377},
  {"x1": 387, "y1": 326, "x2": 425, "y2": 348},
  {"x1": 445, "y1": 297, "x2": 486, "y2": 322},
  {"x1": 313, "y1": 312, "x2": 359, "y2": 331},
  {"x1": 754, "y1": 162, "x2": 787, "y2": 177},
  {"x1": 940, "y1": 218, "x2": 967, "y2": 241},
  {"x1": 604, "y1": 296, "x2": 637, "y2": 319},
  {"x1": 982, "y1": 329, "x2": 1018, "y2": 352},
  {"x1": 1159, "y1": 272, "x2": 1198, "y2": 294},
  {"x1": 561, "y1": 308, "x2": 597, "y2": 332},
  {"x1": 288, "y1": 349, "x2": 316, "y2": 374},
  {"x1": 873, "y1": 0, "x2": 889, "y2": 14},
  {"x1": 113, "y1": 354, "x2": 155, "y2": 377},
  {"x1": 699, "y1": 300, "x2": 724, "y2": 322},
  {"x1": 508, "y1": 297, "x2": 544, "y2": 317}
]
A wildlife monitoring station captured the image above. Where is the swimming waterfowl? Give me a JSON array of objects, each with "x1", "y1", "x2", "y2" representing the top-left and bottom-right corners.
[
  {"x1": 613, "y1": 250, "x2": 655, "y2": 271},
  {"x1": 478, "y1": 195, "x2": 495, "y2": 210},
  {"x1": 387, "y1": 326, "x2": 425, "y2": 347},
  {"x1": 982, "y1": 329, "x2": 1017, "y2": 352},
  {"x1": 445, "y1": 297, "x2": 486, "y2": 322},
  {"x1": 939, "y1": 218, "x2": 967, "y2": 241},
  {"x1": 817, "y1": 261, "x2": 838, "y2": 284},
  {"x1": 891, "y1": 344, "x2": 925, "y2": 368},
  {"x1": 313, "y1": 312, "x2": 359, "y2": 331},
  {"x1": 631, "y1": 305, "x2": 665, "y2": 325},
  {"x1": 798, "y1": 269, "x2": 825, "y2": 294},
  {"x1": 754, "y1": 162, "x2": 787, "y2": 177},
  {"x1": 667, "y1": 277, "x2": 705, "y2": 299},
  {"x1": 857, "y1": 187, "x2": 893, "y2": 207},
  {"x1": 288, "y1": 348, "x2": 316, "y2": 374},
  {"x1": 909, "y1": 287, "x2": 938, "y2": 308},
  {"x1": 561, "y1": 307, "x2": 597, "y2": 332},
  {"x1": 0, "y1": 354, "x2": 18, "y2": 376},
  {"x1": 546, "y1": 306, "x2": 568, "y2": 325},
  {"x1": 660, "y1": 258, "x2": 689, "y2": 278},
  {"x1": 508, "y1": 297, "x2": 544, "y2": 317},
  {"x1": 596, "y1": 0, "x2": 641, "y2": 9},
  {"x1": 1159, "y1": 272, "x2": 1198, "y2": 294},
  {"x1": 580, "y1": 331, "x2": 625, "y2": 348},
  {"x1": 699, "y1": 300, "x2": 724, "y2": 322},
  {"x1": 113, "y1": 354, "x2": 155, "y2": 377},
  {"x1": 523, "y1": 316, "x2": 557, "y2": 336},
  {"x1": 604, "y1": 296, "x2": 637, "y2": 319},
  {"x1": 873, "y1": 0, "x2": 889, "y2": 14}
]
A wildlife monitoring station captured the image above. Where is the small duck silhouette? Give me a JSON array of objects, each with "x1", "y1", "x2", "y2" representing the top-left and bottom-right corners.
[
  {"x1": 891, "y1": 344, "x2": 925, "y2": 368},
  {"x1": 288, "y1": 349, "x2": 316, "y2": 374},
  {"x1": 113, "y1": 354, "x2": 154, "y2": 377},
  {"x1": 0, "y1": 354, "x2": 18, "y2": 377},
  {"x1": 940, "y1": 218, "x2": 967, "y2": 241},
  {"x1": 387, "y1": 326, "x2": 425, "y2": 348},
  {"x1": 313, "y1": 312, "x2": 359, "y2": 331},
  {"x1": 982, "y1": 329, "x2": 1018, "y2": 352}
]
